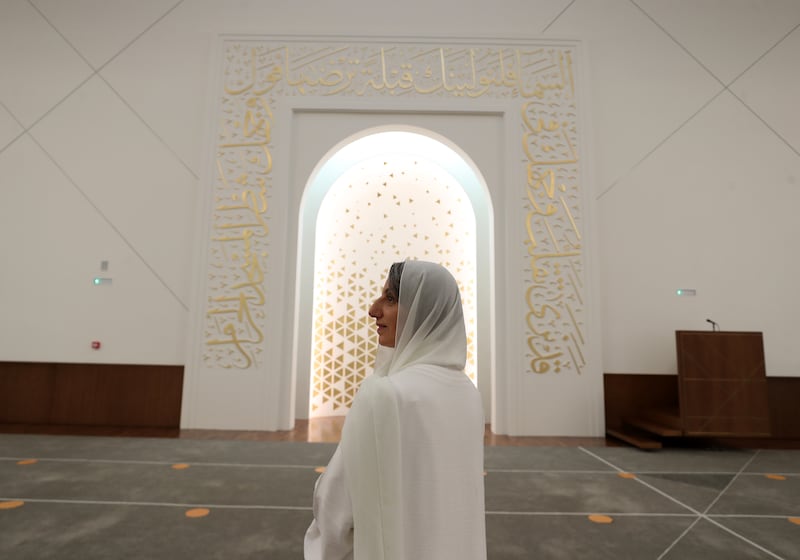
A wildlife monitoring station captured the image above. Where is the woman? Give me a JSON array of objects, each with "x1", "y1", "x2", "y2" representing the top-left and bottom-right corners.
[{"x1": 304, "y1": 260, "x2": 487, "y2": 560}]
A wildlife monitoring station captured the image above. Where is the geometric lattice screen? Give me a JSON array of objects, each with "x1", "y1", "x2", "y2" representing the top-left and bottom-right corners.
[{"x1": 310, "y1": 146, "x2": 477, "y2": 417}]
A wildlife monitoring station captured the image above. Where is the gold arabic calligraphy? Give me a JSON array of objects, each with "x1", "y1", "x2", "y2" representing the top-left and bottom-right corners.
[
  {"x1": 522, "y1": 98, "x2": 585, "y2": 374},
  {"x1": 222, "y1": 45, "x2": 574, "y2": 99},
  {"x1": 207, "y1": 41, "x2": 583, "y2": 374}
]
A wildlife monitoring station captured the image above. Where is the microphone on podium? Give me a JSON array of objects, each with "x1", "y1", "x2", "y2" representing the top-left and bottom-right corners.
[{"x1": 706, "y1": 318, "x2": 719, "y2": 332}]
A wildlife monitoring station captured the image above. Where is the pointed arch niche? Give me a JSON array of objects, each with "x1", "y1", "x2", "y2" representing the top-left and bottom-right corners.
[{"x1": 296, "y1": 127, "x2": 494, "y2": 419}]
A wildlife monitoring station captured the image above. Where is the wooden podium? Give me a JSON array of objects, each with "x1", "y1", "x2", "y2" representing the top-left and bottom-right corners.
[{"x1": 608, "y1": 331, "x2": 772, "y2": 449}]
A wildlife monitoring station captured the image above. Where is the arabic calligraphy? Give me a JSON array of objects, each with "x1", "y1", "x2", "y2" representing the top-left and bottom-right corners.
[
  {"x1": 206, "y1": 39, "x2": 584, "y2": 374},
  {"x1": 203, "y1": 87, "x2": 271, "y2": 368},
  {"x1": 221, "y1": 44, "x2": 574, "y2": 99},
  {"x1": 522, "y1": 96, "x2": 585, "y2": 374}
]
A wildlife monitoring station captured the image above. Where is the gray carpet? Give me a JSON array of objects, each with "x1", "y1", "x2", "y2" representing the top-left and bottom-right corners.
[{"x1": 1, "y1": 435, "x2": 798, "y2": 559}]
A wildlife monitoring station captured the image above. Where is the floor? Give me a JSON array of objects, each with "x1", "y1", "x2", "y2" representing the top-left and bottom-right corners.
[{"x1": 0, "y1": 422, "x2": 798, "y2": 559}]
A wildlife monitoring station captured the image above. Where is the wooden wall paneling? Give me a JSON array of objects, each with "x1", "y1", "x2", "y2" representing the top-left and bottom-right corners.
[
  {"x1": 602, "y1": 373, "x2": 679, "y2": 432},
  {"x1": 50, "y1": 364, "x2": 101, "y2": 425},
  {"x1": 0, "y1": 362, "x2": 55, "y2": 423},
  {"x1": 766, "y1": 377, "x2": 800, "y2": 438},
  {"x1": 604, "y1": 373, "x2": 800, "y2": 447},
  {"x1": 0, "y1": 362, "x2": 183, "y2": 429}
]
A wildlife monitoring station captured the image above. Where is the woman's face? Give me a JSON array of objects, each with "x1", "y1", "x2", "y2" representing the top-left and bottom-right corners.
[{"x1": 368, "y1": 278, "x2": 399, "y2": 347}]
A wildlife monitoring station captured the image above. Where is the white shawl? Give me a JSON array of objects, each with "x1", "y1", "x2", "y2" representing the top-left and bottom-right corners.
[{"x1": 306, "y1": 261, "x2": 486, "y2": 560}]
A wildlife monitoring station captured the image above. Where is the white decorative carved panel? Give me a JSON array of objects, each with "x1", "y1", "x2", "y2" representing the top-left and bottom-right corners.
[{"x1": 208, "y1": 39, "x2": 585, "y2": 380}]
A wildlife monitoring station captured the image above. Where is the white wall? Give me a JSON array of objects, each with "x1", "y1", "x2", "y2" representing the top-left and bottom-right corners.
[{"x1": 1, "y1": 0, "x2": 798, "y2": 434}]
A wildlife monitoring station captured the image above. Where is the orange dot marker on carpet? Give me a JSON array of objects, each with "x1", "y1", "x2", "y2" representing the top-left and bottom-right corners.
[
  {"x1": 618, "y1": 472, "x2": 636, "y2": 479},
  {"x1": 185, "y1": 508, "x2": 210, "y2": 518},
  {"x1": 17, "y1": 459, "x2": 38, "y2": 465},
  {"x1": 172, "y1": 463, "x2": 191, "y2": 470},
  {"x1": 315, "y1": 467, "x2": 326, "y2": 473},
  {"x1": 789, "y1": 517, "x2": 800, "y2": 526},
  {"x1": 588, "y1": 514, "x2": 614, "y2": 524},
  {"x1": 0, "y1": 501, "x2": 25, "y2": 510},
  {"x1": 766, "y1": 474, "x2": 787, "y2": 481}
]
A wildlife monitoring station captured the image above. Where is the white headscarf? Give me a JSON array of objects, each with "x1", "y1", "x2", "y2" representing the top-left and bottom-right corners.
[{"x1": 373, "y1": 260, "x2": 467, "y2": 377}]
